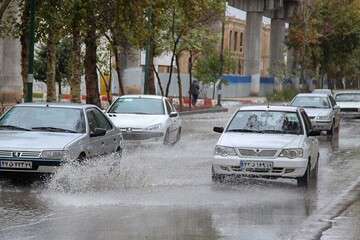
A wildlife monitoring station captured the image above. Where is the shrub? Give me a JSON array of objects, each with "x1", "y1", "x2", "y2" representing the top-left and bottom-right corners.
[{"x1": 266, "y1": 88, "x2": 299, "y2": 102}]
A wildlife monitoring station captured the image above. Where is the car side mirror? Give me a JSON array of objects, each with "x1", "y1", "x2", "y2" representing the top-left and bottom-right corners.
[
  {"x1": 90, "y1": 128, "x2": 107, "y2": 137},
  {"x1": 213, "y1": 127, "x2": 224, "y2": 133},
  {"x1": 169, "y1": 112, "x2": 178, "y2": 118},
  {"x1": 308, "y1": 130, "x2": 320, "y2": 136}
]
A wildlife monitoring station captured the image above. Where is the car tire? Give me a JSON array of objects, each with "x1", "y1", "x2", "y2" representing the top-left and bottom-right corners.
[
  {"x1": 297, "y1": 161, "x2": 311, "y2": 187},
  {"x1": 77, "y1": 152, "x2": 87, "y2": 163},
  {"x1": 163, "y1": 129, "x2": 170, "y2": 145},
  {"x1": 312, "y1": 154, "x2": 319, "y2": 179},
  {"x1": 327, "y1": 120, "x2": 335, "y2": 136},
  {"x1": 113, "y1": 147, "x2": 122, "y2": 159},
  {"x1": 174, "y1": 127, "x2": 181, "y2": 144},
  {"x1": 211, "y1": 165, "x2": 225, "y2": 183}
]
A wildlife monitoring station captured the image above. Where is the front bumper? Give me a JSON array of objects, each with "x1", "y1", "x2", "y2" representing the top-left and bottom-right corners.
[
  {"x1": 121, "y1": 131, "x2": 164, "y2": 141},
  {"x1": 310, "y1": 120, "x2": 332, "y2": 131},
  {"x1": 212, "y1": 156, "x2": 307, "y2": 179},
  {"x1": 0, "y1": 159, "x2": 62, "y2": 174}
]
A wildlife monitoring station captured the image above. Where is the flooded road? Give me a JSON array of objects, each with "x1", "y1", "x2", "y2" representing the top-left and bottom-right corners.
[{"x1": 1, "y1": 104, "x2": 360, "y2": 240}]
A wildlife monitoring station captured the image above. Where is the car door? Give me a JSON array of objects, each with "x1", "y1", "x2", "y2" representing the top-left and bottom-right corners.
[
  {"x1": 165, "y1": 99, "x2": 179, "y2": 140},
  {"x1": 329, "y1": 95, "x2": 340, "y2": 127},
  {"x1": 91, "y1": 108, "x2": 120, "y2": 154},
  {"x1": 300, "y1": 110, "x2": 318, "y2": 168}
]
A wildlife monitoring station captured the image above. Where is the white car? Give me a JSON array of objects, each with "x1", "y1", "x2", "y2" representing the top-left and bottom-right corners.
[
  {"x1": 212, "y1": 105, "x2": 320, "y2": 186},
  {"x1": 312, "y1": 89, "x2": 333, "y2": 96},
  {"x1": 106, "y1": 95, "x2": 182, "y2": 145},
  {"x1": 334, "y1": 90, "x2": 360, "y2": 117},
  {"x1": 291, "y1": 93, "x2": 340, "y2": 135},
  {"x1": 0, "y1": 103, "x2": 123, "y2": 175}
]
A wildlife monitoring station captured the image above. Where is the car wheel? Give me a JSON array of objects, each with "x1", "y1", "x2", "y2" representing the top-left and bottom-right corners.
[
  {"x1": 312, "y1": 154, "x2": 319, "y2": 179},
  {"x1": 211, "y1": 165, "x2": 225, "y2": 183},
  {"x1": 327, "y1": 121, "x2": 335, "y2": 136},
  {"x1": 174, "y1": 128, "x2": 181, "y2": 144},
  {"x1": 77, "y1": 152, "x2": 87, "y2": 163},
  {"x1": 163, "y1": 129, "x2": 170, "y2": 145},
  {"x1": 113, "y1": 147, "x2": 122, "y2": 159},
  {"x1": 297, "y1": 161, "x2": 311, "y2": 187}
]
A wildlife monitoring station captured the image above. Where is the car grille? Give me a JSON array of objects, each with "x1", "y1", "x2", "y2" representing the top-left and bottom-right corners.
[
  {"x1": 341, "y1": 108, "x2": 358, "y2": 112},
  {"x1": 238, "y1": 149, "x2": 278, "y2": 158},
  {"x1": 0, "y1": 150, "x2": 41, "y2": 159},
  {"x1": 231, "y1": 166, "x2": 284, "y2": 174}
]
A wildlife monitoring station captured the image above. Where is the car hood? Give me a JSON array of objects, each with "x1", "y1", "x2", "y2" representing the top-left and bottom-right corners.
[
  {"x1": 0, "y1": 131, "x2": 83, "y2": 150},
  {"x1": 303, "y1": 108, "x2": 331, "y2": 117},
  {"x1": 218, "y1": 132, "x2": 303, "y2": 149},
  {"x1": 107, "y1": 114, "x2": 167, "y2": 129},
  {"x1": 337, "y1": 102, "x2": 360, "y2": 108}
]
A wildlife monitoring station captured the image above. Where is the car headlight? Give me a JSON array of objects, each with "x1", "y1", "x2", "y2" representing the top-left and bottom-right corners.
[
  {"x1": 279, "y1": 149, "x2": 303, "y2": 159},
  {"x1": 41, "y1": 150, "x2": 68, "y2": 160},
  {"x1": 145, "y1": 123, "x2": 162, "y2": 131},
  {"x1": 316, "y1": 115, "x2": 331, "y2": 121},
  {"x1": 214, "y1": 145, "x2": 237, "y2": 157}
]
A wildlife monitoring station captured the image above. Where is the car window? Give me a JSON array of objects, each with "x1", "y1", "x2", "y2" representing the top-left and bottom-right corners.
[
  {"x1": 87, "y1": 108, "x2": 112, "y2": 132},
  {"x1": 335, "y1": 93, "x2": 360, "y2": 102},
  {"x1": 165, "y1": 100, "x2": 172, "y2": 114},
  {"x1": 108, "y1": 98, "x2": 165, "y2": 115},
  {"x1": 0, "y1": 106, "x2": 86, "y2": 133},
  {"x1": 300, "y1": 110, "x2": 311, "y2": 134},
  {"x1": 292, "y1": 96, "x2": 330, "y2": 109},
  {"x1": 226, "y1": 111, "x2": 303, "y2": 135}
]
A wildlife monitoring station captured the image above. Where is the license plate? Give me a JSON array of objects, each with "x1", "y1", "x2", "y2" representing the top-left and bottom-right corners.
[
  {"x1": 0, "y1": 161, "x2": 32, "y2": 169},
  {"x1": 240, "y1": 161, "x2": 273, "y2": 170}
]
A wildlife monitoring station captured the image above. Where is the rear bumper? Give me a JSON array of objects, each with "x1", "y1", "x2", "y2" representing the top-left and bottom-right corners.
[
  {"x1": 0, "y1": 159, "x2": 62, "y2": 174},
  {"x1": 212, "y1": 156, "x2": 307, "y2": 178}
]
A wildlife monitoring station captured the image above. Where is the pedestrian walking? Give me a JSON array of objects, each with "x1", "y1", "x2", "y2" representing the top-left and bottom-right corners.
[{"x1": 190, "y1": 80, "x2": 200, "y2": 106}]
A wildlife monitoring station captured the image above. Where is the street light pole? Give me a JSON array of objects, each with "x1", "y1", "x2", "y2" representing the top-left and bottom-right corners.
[{"x1": 25, "y1": 0, "x2": 36, "y2": 102}]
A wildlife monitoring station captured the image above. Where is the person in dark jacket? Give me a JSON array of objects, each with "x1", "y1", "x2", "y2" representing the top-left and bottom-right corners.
[{"x1": 190, "y1": 80, "x2": 200, "y2": 106}]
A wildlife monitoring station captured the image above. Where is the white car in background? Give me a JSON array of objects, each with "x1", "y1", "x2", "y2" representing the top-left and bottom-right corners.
[
  {"x1": 291, "y1": 93, "x2": 340, "y2": 136},
  {"x1": 312, "y1": 89, "x2": 333, "y2": 96},
  {"x1": 106, "y1": 95, "x2": 182, "y2": 145},
  {"x1": 334, "y1": 90, "x2": 360, "y2": 117},
  {"x1": 212, "y1": 105, "x2": 320, "y2": 187}
]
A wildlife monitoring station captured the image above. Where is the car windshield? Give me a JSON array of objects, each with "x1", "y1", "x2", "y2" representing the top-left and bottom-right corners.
[
  {"x1": 335, "y1": 93, "x2": 360, "y2": 102},
  {"x1": 0, "y1": 106, "x2": 86, "y2": 133},
  {"x1": 227, "y1": 111, "x2": 303, "y2": 135},
  {"x1": 292, "y1": 96, "x2": 330, "y2": 108},
  {"x1": 108, "y1": 98, "x2": 165, "y2": 115}
]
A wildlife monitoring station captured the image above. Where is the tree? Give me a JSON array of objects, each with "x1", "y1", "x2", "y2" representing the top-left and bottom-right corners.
[{"x1": 194, "y1": 47, "x2": 236, "y2": 99}]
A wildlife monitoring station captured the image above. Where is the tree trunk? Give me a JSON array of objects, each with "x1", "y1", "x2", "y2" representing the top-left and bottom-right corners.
[
  {"x1": 148, "y1": 44, "x2": 156, "y2": 95},
  {"x1": 113, "y1": 45, "x2": 125, "y2": 96},
  {"x1": 188, "y1": 53, "x2": 193, "y2": 109},
  {"x1": 153, "y1": 65, "x2": 164, "y2": 96},
  {"x1": 20, "y1": 0, "x2": 29, "y2": 99},
  {"x1": 46, "y1": 29, "x2": 57, "y2": 102},
  {"x1": 0, "y1": 0, "x2": 12, "y2": 20},
  {"x1": 165, "y1": 36, "x2": 181, "y2": 97},
  {"x1": 84, "y1": 15, "x2": 100, "y2": 107},
  {"x1": 70, "y1": 11, "x2": 81, "y2": 103},
  {"x1": 175, "y1": 54, "x2": 183, "y2": 111}
]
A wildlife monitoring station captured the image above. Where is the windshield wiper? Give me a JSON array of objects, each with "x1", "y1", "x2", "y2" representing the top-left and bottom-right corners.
[
  {"x1": 227, "y1": 129, "x2": 261, "y2": 133},
  {"x1": 32, "y1": 127, "x2": 78, "y2": 133},
  {"x1": 260, "y1": 130, "x2": 285, "y2": 134},
  {"x1": 0, "y1": 125, "x2": 31, "y2": 131}
]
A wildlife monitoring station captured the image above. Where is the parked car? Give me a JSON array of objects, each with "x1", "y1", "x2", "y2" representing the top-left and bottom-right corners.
[
  {"x1": 212, "y1": 105, "x2": 320, "y2": 186},
  {"x1": 291, "y1": 93, "x2": 340, "y2": 135},
  {"x1": 106, "y1": 95, "x2": 182, "y2": 145},
  {"x1": 312, "y1": 88, "x2": 333, "y2": 96},
  {"x1": 0, "y1": 103, "x2": 123, "y2": 175},
  {"x1": 334, "y1": 90, "x2": 360, "y2": 117}
]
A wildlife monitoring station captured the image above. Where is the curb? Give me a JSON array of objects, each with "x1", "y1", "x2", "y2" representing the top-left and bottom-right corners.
[
  {"x1": 179, "y1": 107, "x2": 228, "y2": 116},
  {"x1": 290, "y1": 176, "x2": 360, "y2": 240}
]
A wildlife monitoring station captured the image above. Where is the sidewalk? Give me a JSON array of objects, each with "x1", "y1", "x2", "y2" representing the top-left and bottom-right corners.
[{"x1": 320, "y1": 199, "x2": 360, "y2": 240}]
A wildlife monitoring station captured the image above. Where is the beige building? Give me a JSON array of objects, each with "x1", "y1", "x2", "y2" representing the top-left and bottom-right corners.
[{"x1": 223, "y1": 16, "x2": 270, "y2": 76}]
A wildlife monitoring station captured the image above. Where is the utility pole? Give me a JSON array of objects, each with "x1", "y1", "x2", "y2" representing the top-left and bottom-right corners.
[
  {"x1": 25, "y1": 0, "x2": 36, "y2": 102},
  {"x1": 144, "y1": 7, "x2": 154, "y2": 95}
]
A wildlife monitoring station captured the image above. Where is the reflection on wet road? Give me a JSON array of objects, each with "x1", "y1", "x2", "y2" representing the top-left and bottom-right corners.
[{"x1": 1, "y1": 105, "x2": 360, "y2": 240}]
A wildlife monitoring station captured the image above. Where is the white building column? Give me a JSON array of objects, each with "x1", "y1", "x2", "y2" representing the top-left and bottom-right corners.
[
  {"x1": 270, "y1": 18, "x2": 286, "y2": 91},
  {"x1": 244, "y1": 11, "x2": 262, "y2": 96}
]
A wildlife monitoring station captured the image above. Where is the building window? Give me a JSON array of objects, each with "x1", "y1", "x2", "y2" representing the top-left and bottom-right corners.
[
  {"x1": 240, "y1": 32, "x2": 243, "y2": 47},
  {"x1": 234, "y1": 31, "x2": 238, "y2": 51},
  {"x1": 229, "y1": 30, "x2": 233, "y2": 50}
]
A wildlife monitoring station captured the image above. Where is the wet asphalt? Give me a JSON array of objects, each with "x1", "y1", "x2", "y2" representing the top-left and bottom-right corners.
[{"x1": 1, "y1": 103, "x2": 360, "y2": 240}]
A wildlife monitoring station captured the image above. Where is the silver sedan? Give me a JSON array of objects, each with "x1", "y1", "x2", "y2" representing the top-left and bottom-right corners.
[{"x1": 0, "y1": 103, "x2": 123, "y2": 174}]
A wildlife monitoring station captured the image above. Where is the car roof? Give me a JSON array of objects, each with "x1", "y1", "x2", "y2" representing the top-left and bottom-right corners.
[
  {"x1": 313, "y1": 89, "x2": 332, "y2": 92},
  {"x1": 15, "y1": 102, "x2": 95, "y2": 109},
  {"x1": 119, "y1": 95, "x2": 165, "y2": 100},
  {"x1": 334, "y1": 90, "x2": 360, "y2": 95},
  {"x1": 295, "y1": 93, "x2": 329, "y2": 98},
  {"x1": 238, "y1": 105, "x2": 299, "y2": 112}
]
